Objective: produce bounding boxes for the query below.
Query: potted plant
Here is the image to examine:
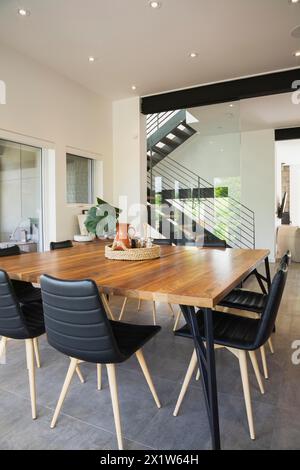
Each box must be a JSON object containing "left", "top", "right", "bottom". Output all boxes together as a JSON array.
[{"left": 84, "top": 198, "right": 121, "bottom": 238}]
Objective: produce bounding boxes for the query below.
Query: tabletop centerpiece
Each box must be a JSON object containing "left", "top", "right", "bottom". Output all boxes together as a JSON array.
[{"left": 105, "top": 223, "right": 161, "bottom": 261}]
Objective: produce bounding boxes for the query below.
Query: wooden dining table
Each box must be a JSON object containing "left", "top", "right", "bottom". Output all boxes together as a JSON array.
[{"left": 0, "top": 240, "right": 270, "bottom": 450}]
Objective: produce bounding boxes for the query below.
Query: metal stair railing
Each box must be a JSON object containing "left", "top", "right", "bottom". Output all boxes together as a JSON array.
[
  {"left": 147, "top": 154, "right": 255, "bottom": 249},
  {"left": 149, "top": 161, "right": 254, "bottom": 238},
  {"left": 146, "top": 110, "right": 181, "bottom": 138}
]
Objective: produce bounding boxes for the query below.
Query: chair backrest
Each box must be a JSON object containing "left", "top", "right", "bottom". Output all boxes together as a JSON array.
[
  {"left": 254, "top": 262, "right": 288, "bottom": 349},
  {"left": 153, "top": 239, "right": 172, "bottom": 246},
  {"left": 40, "top": 274, "right": 123, "bottom": 363},
  {"left": 0, "top": 270, "right": 29, "bottom": 339},
  {"left": 203, "top": 238, "right": 227, "bottom": 249},
  {"left": 280, "top": 250, "right": 291, "bottom": 268},
  {"left": 50, "top": 240, "right": 73, "bottom": 251},
  {"left": 0, "top": 245, "right": 21, "bottom": 257}
]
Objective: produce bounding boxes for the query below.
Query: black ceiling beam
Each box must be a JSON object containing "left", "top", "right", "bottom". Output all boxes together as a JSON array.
[
  {"left": 275, "top": 127, "right": 300, "bottom": 141},
  {"left": 141, "top": 68, "right": 300, "bottom": 115}
]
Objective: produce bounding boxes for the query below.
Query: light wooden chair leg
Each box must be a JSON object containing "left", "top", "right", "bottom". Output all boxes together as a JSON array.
[
  {"left": 101, "top": 294, "right": 115, "bottom": 320},
  {"left": 168, "top": 303, "right": 175, "bottom": 317},
  {"left": 238, "top": 350, "right": 255, "bottom": 440},
  {"left": 75, "top": 365, "right": 85, "bottom": 384},
  {"left": 0, "top": 336, "right": 7, "bottom": 362},
  {"left": 33, "top": 337, "right": 41, "bottom": 368},
  {"left": 51, "top": 357, "right": 78, "bottom": 428},
  {"left": 137, "top": 299, "right": 142, "bottom": 311},
  {"left": 106, "top": 363, "right": 123, "bottom": 450},
  {"left": 260, "top": 345, "right": 269, "bottom": 379},
  {"left": 268, "top": 337, "right": 275, "bottom": 354},
  {"left": 136, "top": 349, "right": 161, "bottom": 408},
  {"left": 118, "top": 298, "right": 128, "bottom": 321},
  {"left": 152, "top": 301, "right": 157, "bottom": 325},
  {"left": 97, "top": 364, "right": 102, "bottom": 390},
  {"left": 195, "top": 368, "right": 200, "bottom": 381},
  {"left": 173, "top": 349, "right": 197, "bottom": 417},
  {"left": 25, "top": 339, "right": 37, "bottom": 420},
  {"left": 248, "top": 351, "right": 265, "bottom": 395},
  {"left": 173, "top": 309, "right": 182, "bottom": 332}
]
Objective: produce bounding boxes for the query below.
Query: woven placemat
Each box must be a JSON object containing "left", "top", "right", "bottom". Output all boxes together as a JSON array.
[{"left": 105, "top": 244, "right": 160, "bottom": 261}]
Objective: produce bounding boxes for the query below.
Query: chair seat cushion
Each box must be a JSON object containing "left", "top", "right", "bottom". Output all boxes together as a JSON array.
[
  {"left": 11, "top": 280, "right": 42, "bottom": 304},
  {"left": 21, "top": 301, "right": 45, "bottom": 338},
  {"left": 110, "top": 321, "right": 161, "bottom": 361},
  {"left": 175, "top": 309, "right": 259, "bottom": 350},
  {"left": 219, "top": 288, "right": 267, "bottom": 313}
]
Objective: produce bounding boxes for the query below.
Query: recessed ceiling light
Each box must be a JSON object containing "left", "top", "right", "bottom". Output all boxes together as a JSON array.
[
  {"left": 291, "top": 25, "right": 300, "bottom": 38},
  {"left": 189, "top": 52, "right": 198, "bottom": 58},
  {"left": 88, "top": 56, "right": 95, "bottom": 62},
  {"left": 294, "top": 51, "right": 300, "bottom": 57},
  {"left": 131, "top": 85, "right": 137, "bottom": 91},
  {"left": 291, "top": 0, "right": 299, "bottom": 4},
  {"left": 149, "top": 1, "right": 161, "bottom": 8},
  {"left": 18, "top": 8, "right": 30, "bottom": 16},
  {"left": 229, "top": 104, "right": 234, "bottom": 108}
]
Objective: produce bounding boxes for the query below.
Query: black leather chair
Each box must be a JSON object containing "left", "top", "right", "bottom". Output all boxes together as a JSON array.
[
  {"left": 50, "top": 238, "right": 113, "bottom": 384},
  {"left": 0, "top": 246, "right": 41, "bottom": 304},
  {"left": 219, "top": 252, "right": 291, "bottom": 313},
  {"left": 218, "top": 251, "right": 291, "bottom": 378},
  {"left": 40, "top": 274, "right": 161, "bottom": 450},
  {"left": 0, "top": 270, "right": 45, "bottom": 419},
  {"left": 51, "top": 239, "right": 115, "bottom": 321},
  {"left": 50, "top": 240, "right": 73, "bottom": 250},
  {"left": 173, "top": 261, "right": 288, "bottom": 440},
  {"left": 153, "top": 238, "right": 173, "bottom": 245},
  {"left": 203, "top": 237, "right": 227, "bottom": 249}
]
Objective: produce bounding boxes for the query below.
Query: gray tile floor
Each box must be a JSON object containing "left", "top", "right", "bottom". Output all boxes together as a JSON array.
[{"left": 0, "top": 262, "right": 300, "bottom": 450}]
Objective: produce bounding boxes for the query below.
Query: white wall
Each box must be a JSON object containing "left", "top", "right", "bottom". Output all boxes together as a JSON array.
[
  {"left": 0, "top": 43, "right": 113, "bottom": 244},
  {"left": 171, "top": 132, "right": 241, "bottom": 186},
  {"left": 241, "top": 130, "right": 276, "bottom": 260},
  {"left": 113, "top": 97, "right": 147, "bottom": 230},
  {"left": 290, "top": 165, "right": 300, "bottom": 227},
  {"left": 276, "top": 140, "right": 300, "bottom": 227}
]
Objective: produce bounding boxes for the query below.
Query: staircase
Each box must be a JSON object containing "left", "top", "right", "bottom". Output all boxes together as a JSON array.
[
  {"left": 147, "top": 110, "right": 196, "bottom": 170},
  {"left": 146, "top": 112, "right": 255, "bottom": 249}
]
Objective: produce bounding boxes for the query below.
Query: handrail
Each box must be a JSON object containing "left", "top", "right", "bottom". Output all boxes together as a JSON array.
[
  {"left": 155, "top": 199, "right": 253, "bottom": 249},
  {"left": 150, "top": 162, "right": 254, "bottom": 228},
  {"left": 146, "top": 110, "right": 181, "bottom": 138},
  {"left": 152, "top": 175, "right": 255, "bottom": 245},
  {"left": 148, "top": 173, "right": 255, "bottom": 247},
  {"left": 160, "top": 155, "right": 254, "bottom": 215}
]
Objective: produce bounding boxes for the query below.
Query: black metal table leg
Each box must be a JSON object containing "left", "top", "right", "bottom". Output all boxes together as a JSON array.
[
  {"left": 265, "top": 256, "right": 271, "bottom": 292},
  {"left": 180, "top": 305, "right": 221, "bottom": 450},
  {"left": 254, "top": 269, "right": 268, "bottom": 294}
]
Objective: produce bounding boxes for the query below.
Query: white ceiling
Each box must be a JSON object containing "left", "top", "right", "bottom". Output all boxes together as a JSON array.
[{"left": 0, "top": 0, "right": 300, "bottom": 100}]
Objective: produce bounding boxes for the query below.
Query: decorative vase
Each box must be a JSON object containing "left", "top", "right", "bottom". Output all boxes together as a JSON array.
[{"left": 112, "top": 223, "right": 135, "bottom": 251}]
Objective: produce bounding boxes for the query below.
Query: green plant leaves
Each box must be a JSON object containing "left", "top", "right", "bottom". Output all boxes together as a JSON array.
[{"left": 84, "top": 198, "right": 121, "bottom": 235}]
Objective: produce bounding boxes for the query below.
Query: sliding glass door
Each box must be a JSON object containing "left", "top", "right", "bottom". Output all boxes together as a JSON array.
[{"left": 0, "top": 139, "right": 43, "bottom": 251}]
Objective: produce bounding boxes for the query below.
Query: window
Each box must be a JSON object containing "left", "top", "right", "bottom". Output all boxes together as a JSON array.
[
  {"left": 66, "top": 154, "right": 94, "bottom": 204},
  {"left": 0, "top": 139, "right": 43, "bottom": 251}
]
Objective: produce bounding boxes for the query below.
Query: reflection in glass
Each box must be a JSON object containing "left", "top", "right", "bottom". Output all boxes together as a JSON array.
[{"left": 0, "top": 139, "right": 42, "bottom": 251}]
